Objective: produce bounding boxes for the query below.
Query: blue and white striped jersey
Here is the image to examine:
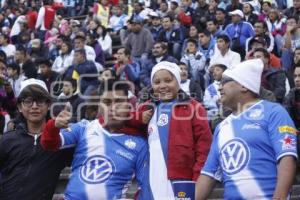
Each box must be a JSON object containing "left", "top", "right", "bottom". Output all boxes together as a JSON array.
[
  {"left": 202, "top": 100, "right": 298, "bottom": 199},
  {"left": 59, "top": 119, "right": 148, "bottom": 200}
]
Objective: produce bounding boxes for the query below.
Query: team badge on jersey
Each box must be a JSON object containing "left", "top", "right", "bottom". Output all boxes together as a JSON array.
[
  {"left": 280, "top": 135, "right": 296, "bottom": 150},
  {"left": 124, "top": 139, "right": 136, "bottom": 149},
  {"left": 220, "top": 138, "right": 250, "bottom": 175},
  {"left": 157, "top": 113, "right": 168, "bottom": 126},
  {"left": 80, "top": 155, "right": 115, "bottom": 184},
  {"left": 248, "top": 109, "right": 263, "bottom": 119}
]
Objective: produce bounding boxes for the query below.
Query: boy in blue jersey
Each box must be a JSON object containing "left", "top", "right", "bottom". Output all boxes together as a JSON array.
[
  {"left": 196, "top": 59, "right": 298, "bottom": 200},
  {"left": 41, "top": 79, "right": 148, "bottom": 200}
]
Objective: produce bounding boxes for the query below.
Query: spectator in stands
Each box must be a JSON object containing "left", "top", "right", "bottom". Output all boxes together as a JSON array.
[
  {"left": 258, "top": 0, "right": 272, "bottom": 22},
  {"left": 246, "top": 36, "right": 281, "bottom": 68},
  {"left": 181, "top": 38, "right": 207, "bottom": 90},
  {"left": 284, "top": 64, "right": 300, "bottom": 129},
  {"left": 140, "top": 41, "right": 178, "bottom": 87},
  {"left": 157, "top": 15, "right": 184, "bottom": 60},
  {"left": 245, "top": 21, "right": 275, "bottom": 53},
  {"left": 196, "top": 59, "right": 297, "bottom": 200},
  {"left": 198, "top": 29, "right": 215, "bottom": 61},
  {"left": 124, "top": 17, "right": 154, "bottom": 62},
  {"left": 0, "top": 34, "right": 15, "bottom": 58},
  {"left": 178, "top": 62, "right": 203, "bottom": 101},
  {"left": 253, "top": 48, "right": 286, "bottom": 102},
  {"left": 57, "top": 78, "right": 84, "bottom": 122},
  {"left": 265, "top": 9, "right": 286, "bottom": 55},
  {"left": 225, "top": 9, "right": 255, "bottom": 60},
  {"left": 206, "top": 19, "right": 223, "bottom": 39},
  {"left": 0, "top": 79, "right": 73, "bottom": 200},
  {"left": 147, "top": 11, "right": 163, "bottom": 42},
  {"left": 36, "top": 58, "right": 59, "bottom": 92},
  {"left": 137, "top": 61, "right": 211, "bottom": 199},
  {"left": 72, "top": 35, "right": 96, "bottom": 62},
  {"left": 193, "top": 0, "right": 209, "bottom": 30},
  {"left": 210, "top": 34, "right": 241, "bottom": 69},
  {"left": 203, "top": 63, "right": 227, "bottom": 120},
  {"left": 35, "top": 0, "right": 57, "bottom": 40},
  {"left": 284, "top": 0, "right": 300, "bottom": 20},
  {"left": 215, "top": 8, "right": 230, "bottom": 30},
  {"left": 7, "top": 62, "right": 24, "bottom": 97},
  {"left": 97, "top": 24, "right": 112, "bottom": 58},
  {"left": 14, "top": 46, "right": 37, "bottom": 79},
  {"left": 225, "top": 0, "right": 243, "bottom": 12},
  {"left": 86, "top": 33, "right": 105, "bottom": 66},
  {"left": 114, "top": 47, "right": 141, "bottom": 90},
  {"left": 86, "top": 19, "right": 100, "bottom": 36},
  {"left": 109, "top": 4, "right": 128, "bottom": 34},
  {"left": 52, "top": 40, "right": 73, "bottom": 76},
  {"left": 98, "top": 68, "right": 117, "bottom": 82},
  {"left": 182, "top": 24, "right": 201, "bottom": 55},
  {"left": 41, "top": 79, "right": 148, "bottom": 199},
  {"left": 93, "top": 0, "right": 110, "bottom": 28},
  {"left": 29, "top": 38, "right": 49, "bottom": 62},
  {"left": 283, "top": 16, "right": 300, "bottom": 52},
  {"left": 242, "top": 3, "right": 258, "bottom": 26},
  {"left": 177, "top": 0, "right": 194, "bottom": 27},
  {"left": 157, "top": 1, "right": 169, "bottom": 18}
]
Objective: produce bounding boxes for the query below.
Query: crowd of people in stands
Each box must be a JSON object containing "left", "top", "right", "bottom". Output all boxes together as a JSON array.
[{"left": 0, "top": 0, "right": 300, "bottom": 199}]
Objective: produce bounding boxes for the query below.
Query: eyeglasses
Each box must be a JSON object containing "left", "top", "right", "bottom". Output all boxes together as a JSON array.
[
  {"left": 22, "top": 98, "right": 49, "bottom": 107},
  {"left": 220, "top": 77, "right": 235, "bottom": 85}
]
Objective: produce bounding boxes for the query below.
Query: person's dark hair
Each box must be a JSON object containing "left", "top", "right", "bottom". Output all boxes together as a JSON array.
[
  {"left": 287, "top": 16, "right": 298, "bottom": 22},
  {"left": 17, "top": 85, "right": 52, "bottom": 104},
  {"left": 98, "top": 24, "right": 108, "bottom": 38},
  {"left": 99, "top": 79, "right": 129, "bottom": 97},
  {"left": 119, "top": 47, "right": 131, "bottom": 57},
  {"left": 186, "top": 38, "right": 198, "bottom": 47},
  {"left": 198, "top": 29, "right": 211, "bottom": 37},
  {"left": 63, "top": 78, "right": 77, "bottom": 91},
  {"left": 178, "top": 62, "right": 188, "bottom": 67},
  {"left": 35, "top": 58, "right": 51, "bottom": 67},
  {"left": 62, "top": 41, "right": 72, "bottom": 54},
  {"left": 74, "top": 48, "right": 86, "bottom": 58},
  {"left": 154, "top": 41, "right": 168, "bottom": 51},
  {"left": 254, "top": 21, "right": 268, "bottom": 30},
  {"left": 7, "top": 63, "right": 20, "bottom": 74},
  {"left": 213, "top": 64, "right": 227, "bottom": 71},
  {"left": 216, "top": 8, "right": 226, "bottom": 14},
  {"left": 16, "top": 45, "right": 27, "bottom": 55},
  {"left": 254, "top": 47, "right": 270, "bottom": 60},
  {"left": 206, "top": 18, "right": 218, "bottom": 25},
  {"left": 163, "top": 15, "right": 174, "bottom": 22},
  {"left": 100, "top": 68, "right": 117, "bottom": 79},
  {"left": 74, "top": 35, "right": 86, "bottom": 42},
  {"left": 0, "top": 34, "right": 10, "bottom": 43},
  {"left": 0, "top": 50, "right": 7, "bottom": 62},
  {"left": 244, "top": 3, "right": 254, "bottom": 12},
  {"left": 217, "top": 34, "right": 230, "bottom": 43}
]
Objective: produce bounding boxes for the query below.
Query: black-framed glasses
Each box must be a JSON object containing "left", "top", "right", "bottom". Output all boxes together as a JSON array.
[
  {"left": 22, "top": 98, "right": 49, "bottom": 107},
  {"left": 220, "top": 77, "right": 235, "bottom": 86}
]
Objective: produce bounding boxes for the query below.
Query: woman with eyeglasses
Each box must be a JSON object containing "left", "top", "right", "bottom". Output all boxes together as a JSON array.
[{"left": 0, "top": 78, "right": 73, "bottom": 200}]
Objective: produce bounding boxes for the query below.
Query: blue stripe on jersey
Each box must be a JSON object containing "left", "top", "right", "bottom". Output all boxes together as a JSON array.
[
  {"left": 156, "top": 101, "right": 176, "bottom": 162},
  {"left": 202, "top": 100, "right": 297, "bottom": 199},
  {"left": 60, "top": 120, "right": 148, "bottom": 200}
]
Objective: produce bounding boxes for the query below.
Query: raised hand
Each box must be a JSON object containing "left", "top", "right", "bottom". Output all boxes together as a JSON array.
[{"left": 55, "top": 102, "right": 72, "bottom": 129}]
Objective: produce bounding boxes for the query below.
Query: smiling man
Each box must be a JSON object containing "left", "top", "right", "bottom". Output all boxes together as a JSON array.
[
  {"left": 196, "top": 59, "right": 297, "bottom": 200},
  {"left": 41, "top": 79, "right": 148, "bottom": 200}
]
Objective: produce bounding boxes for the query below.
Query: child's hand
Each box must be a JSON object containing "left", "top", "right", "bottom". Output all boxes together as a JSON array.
[{"left": 142, "top": 109, "right": 154, "bottom": 124}]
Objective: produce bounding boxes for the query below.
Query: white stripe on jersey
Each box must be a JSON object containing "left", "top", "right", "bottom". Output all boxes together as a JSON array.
[
  {"left": 218, "top": 112, "right": 265, "bottom": 199},
  {"left": 84, "top": 120, "right": 107, "bottom": 200}
]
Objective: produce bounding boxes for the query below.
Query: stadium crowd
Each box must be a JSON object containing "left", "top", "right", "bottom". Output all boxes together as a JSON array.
[{"left": 0, "top": 0, "right": 300, "bottom": 199}]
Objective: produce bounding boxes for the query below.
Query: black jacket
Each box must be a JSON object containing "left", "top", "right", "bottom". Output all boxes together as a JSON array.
[
  {"left": 283, "top": 88, "right": 300, "bottom": 129},
  {"left": 0, "top": 122, "right": 73, "bottom": 200}
]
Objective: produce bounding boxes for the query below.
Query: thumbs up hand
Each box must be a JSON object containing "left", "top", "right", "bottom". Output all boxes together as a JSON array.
[{"left": 55, "top": 102, "right": 72, "bottom": 129}]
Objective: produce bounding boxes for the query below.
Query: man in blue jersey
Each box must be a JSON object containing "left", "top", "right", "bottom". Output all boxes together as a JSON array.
[
  {"left": 41, "top": 79, "right": 148, "bottom": 200},
  {"left": 196, "top": 59, "right": 298, "bottom": 200}
]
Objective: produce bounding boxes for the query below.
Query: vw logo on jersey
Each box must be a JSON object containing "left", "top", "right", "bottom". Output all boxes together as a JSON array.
[
  {"left": 220, "top": 138, "right": 250, "bottom": 175},
  {"left": 80, "top": 155, "right": 115, "bottom": 184}
]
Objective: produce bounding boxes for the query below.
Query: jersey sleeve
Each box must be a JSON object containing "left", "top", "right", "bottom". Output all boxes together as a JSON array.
[
  {"left": 135, "top": 140, "right": 148, "bottom": 188},
  {"left": 200, "top": 127, "right": 222, "bottom": 182},
  {"left": 267, "top": 104, "right": 298, "bottom": 161},
  {"left": 60, "top": 121, "right": 87, "bottom": 149}
]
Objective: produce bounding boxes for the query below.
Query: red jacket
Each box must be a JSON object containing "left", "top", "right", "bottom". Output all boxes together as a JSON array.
[{"left": 129, "top": 91, "right": 212, "bottom": 181}]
